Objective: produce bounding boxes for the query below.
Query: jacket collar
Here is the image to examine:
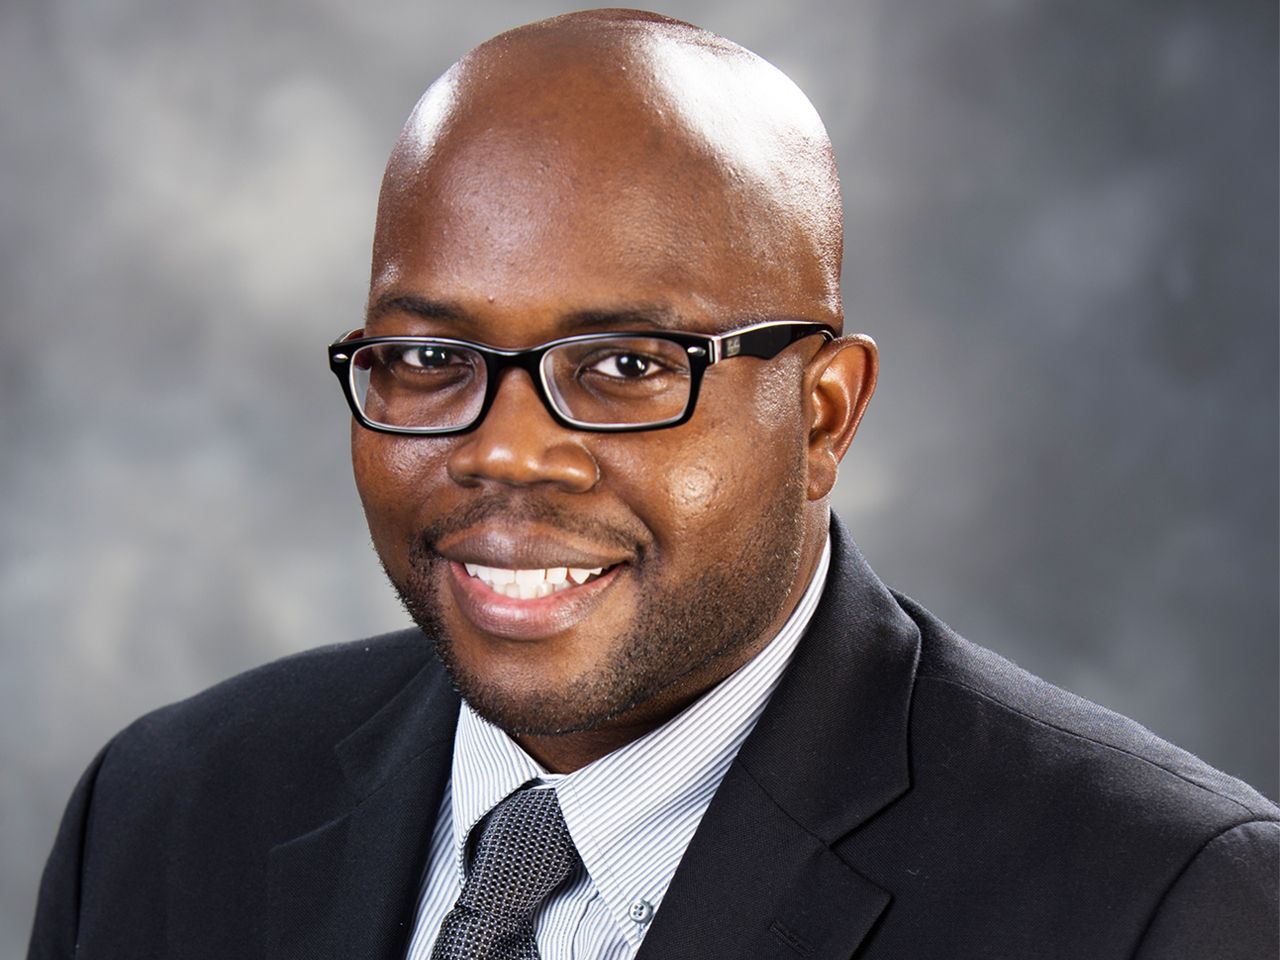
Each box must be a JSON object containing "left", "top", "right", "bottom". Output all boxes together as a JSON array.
[
  {"left": 333, "top": 654, "right": 460, "bottom": 801},
  {"left": 635, "top": 515, "right": 921, "bottom": 959},
  {"left": 266, "top": 652, "right": 460, "bottom": 960},
  {"left": 738, "top": 514, "right": 920, "bottom": 842}
]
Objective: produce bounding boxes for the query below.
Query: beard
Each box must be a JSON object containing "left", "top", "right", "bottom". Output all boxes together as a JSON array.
[{"left": 382, "top": 466, "right": 809, "bottom": 737}]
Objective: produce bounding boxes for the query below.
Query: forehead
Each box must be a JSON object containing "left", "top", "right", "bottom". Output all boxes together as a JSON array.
[{"left": 369, "top": 41, "right": 838, "bottom": 339}]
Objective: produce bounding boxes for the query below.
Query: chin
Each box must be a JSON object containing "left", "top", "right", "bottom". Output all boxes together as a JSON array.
[{"left": 436, "top": 639, "right": 654, "bottom": 736}]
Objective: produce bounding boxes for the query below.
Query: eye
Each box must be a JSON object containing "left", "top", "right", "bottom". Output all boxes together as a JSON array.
[
  {"left": 588, "top": 352, "right": 657, "bottom": 379},
  {"left": 400, "top": 344, "right": 458, "bottom": 368}
]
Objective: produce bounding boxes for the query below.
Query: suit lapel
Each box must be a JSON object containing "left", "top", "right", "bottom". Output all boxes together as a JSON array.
[
  {"left": 637, "top": 517, "right": 921, "bottom": 960},
  {"left": 633, "top": 763, "right": 891, "bottom": 960},
  {"left": 267, "top": 658, "right": 460, "bottom": 960}
]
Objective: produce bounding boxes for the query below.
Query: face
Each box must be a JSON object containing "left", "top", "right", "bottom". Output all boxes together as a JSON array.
[{"left": 353, "top": 63, "right": 839, "bottom": 747}]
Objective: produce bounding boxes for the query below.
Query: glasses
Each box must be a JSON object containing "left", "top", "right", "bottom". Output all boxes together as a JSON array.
[{"left": 328, "top": 319, "right": 834, "bottom": 435}]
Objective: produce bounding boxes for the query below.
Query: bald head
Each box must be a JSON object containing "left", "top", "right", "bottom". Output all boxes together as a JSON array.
[{"left": 372, "top": 9, "right": 844, "bottom": 329}]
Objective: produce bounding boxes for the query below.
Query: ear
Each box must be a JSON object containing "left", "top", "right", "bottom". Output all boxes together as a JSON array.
[{"left": 802, "top": 334, "right": 879, "bottom": 500}]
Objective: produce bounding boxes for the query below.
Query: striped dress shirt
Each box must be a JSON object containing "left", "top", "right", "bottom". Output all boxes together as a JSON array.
[{"left": 405, "top": 535, "right": 831, "bottom": 959}]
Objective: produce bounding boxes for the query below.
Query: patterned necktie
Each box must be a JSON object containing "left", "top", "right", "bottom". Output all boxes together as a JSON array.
[{"left": 431, "top": 785, "right": 580, "bottom": 960}]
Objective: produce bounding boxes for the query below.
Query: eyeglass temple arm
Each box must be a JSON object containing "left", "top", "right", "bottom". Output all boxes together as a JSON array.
[{"left": 713, "top": 323, "right": 834, "bottom": 361}]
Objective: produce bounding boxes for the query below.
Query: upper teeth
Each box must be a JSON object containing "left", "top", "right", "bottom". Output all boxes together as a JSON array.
[{"left": 463, "top": 563, "right": 606, "bottom": 599}]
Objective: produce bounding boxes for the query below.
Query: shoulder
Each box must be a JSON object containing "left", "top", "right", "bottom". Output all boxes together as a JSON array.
[
  {"left": 31, "top": 631, "right": 451, "bottom": 953},
  {"left": 896, "top": 590, "right": 1277, "bottom": 825},
  {"left": 107, "top": 628, "right": 436, "bottom": 768},
  {"left": 88, "top": 629, "right": 441, "bottom": 833},
  {"left": 839, "top": 591, "right": 1278, "bottom": 955}
]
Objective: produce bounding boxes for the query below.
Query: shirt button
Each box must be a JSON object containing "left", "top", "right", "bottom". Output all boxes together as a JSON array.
[{"left": 628, "top": 899, "right": 654, "bottom": 924}]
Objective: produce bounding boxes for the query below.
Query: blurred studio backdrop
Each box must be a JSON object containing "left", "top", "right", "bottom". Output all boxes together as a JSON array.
[{"left": 2, "top": 0, "right": 1276, "bottom": 949}]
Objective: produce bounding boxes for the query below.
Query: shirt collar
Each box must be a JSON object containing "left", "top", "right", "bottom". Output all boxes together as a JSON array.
[{"left": 449, "top": 533, "right": 831, "bottom": 943}]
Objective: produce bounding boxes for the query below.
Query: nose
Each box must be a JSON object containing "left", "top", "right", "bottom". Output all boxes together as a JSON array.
[{"left": 446, "top": 368, "right": 600, "bottom": 492}]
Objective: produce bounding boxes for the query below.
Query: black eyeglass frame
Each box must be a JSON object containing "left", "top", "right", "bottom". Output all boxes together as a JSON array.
[{"left": 327, "top": 319, "right": 836, "bottom": 435}]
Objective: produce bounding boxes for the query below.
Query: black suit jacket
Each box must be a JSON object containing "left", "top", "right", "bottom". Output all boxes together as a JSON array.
[{"left": 30, "top": 517, "right": 1279, "bottom": 958}]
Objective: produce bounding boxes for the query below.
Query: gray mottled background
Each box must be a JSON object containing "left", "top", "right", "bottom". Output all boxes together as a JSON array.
[{"left": 2, "top": 0, "right": 1276, "bottom": 950}]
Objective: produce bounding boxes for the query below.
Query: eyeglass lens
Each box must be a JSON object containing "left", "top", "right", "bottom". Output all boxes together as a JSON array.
[{"left": 349, "top": 336, "right": 694, "bottom": 430}]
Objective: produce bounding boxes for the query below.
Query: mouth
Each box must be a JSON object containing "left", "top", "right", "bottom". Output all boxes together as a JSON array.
[
  {"left": 460, "top": 562, "right": 612, "bottom": 599},
  {"left": 432, "top": 522, "right": 637, "bottom": 641},
  {"left": 445, "top": 559, "right": 625, "bottom": 641}
]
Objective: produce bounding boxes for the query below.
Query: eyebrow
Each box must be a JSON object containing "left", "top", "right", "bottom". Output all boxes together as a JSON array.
[
  {"left": 366, "top": 295, "right": 468, "bottom": 327},
  {"left": 559, "top": 306, "right": 682, "bottom": 333},
  {"left": 365, "top": 294, "right": 687, "bottom": 336}
]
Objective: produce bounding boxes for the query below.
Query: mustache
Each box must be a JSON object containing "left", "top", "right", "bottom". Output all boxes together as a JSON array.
[{"left": 412, "top": 494, "right": 648, "bottom": 560}]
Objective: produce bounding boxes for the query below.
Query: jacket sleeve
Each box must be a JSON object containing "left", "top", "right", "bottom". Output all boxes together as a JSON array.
[
  {"left": 26, "top": 741, "right": 114, "bottom": 960},
  {"left": 1133, "top": 819, "right": 1280, "bottom": 960}
]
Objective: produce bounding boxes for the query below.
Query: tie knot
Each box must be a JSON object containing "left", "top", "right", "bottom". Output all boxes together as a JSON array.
[{"left": 461, "top": 785, "right": 579, "bottom": 919}]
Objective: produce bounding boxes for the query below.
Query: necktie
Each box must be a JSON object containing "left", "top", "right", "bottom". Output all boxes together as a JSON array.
[{"left": 431, "top": 785, "right": 580, "bottom": 960}]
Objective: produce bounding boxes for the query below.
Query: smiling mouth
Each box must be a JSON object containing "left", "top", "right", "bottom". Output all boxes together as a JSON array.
[{"left": 462, "top": 563, "right": 613, "bottom": 599}]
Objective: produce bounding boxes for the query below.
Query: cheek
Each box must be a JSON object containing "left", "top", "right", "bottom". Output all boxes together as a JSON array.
[
  {"left": 352, "top": 431, "right": 450, "bottom": 537},
  {"left": 660, "top": 462, "right": 729, "bottom": 541},
  {"left": 671, "top": 463, "right": 719, "bottom": 511},
  {"left": 614, "top": 371, "right": 805, "bottom": 544}
]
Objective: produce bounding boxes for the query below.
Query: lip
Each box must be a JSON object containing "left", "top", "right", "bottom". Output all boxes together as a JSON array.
[
  {"left": 447, "top": 560, "right": 624, "bottom": 641},
  {"left": 436, "top": 524, "right": 632, "bottom": 572}
]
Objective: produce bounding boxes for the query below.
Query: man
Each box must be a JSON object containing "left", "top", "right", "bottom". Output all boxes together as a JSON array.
[{"left": 29, "top": 9, "right": 1278, "bottom": 959}]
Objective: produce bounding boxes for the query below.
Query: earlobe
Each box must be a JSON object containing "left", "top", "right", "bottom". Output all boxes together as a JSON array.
[{"left": 803, "top": 334, "right": 879, "bottom": 500}]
